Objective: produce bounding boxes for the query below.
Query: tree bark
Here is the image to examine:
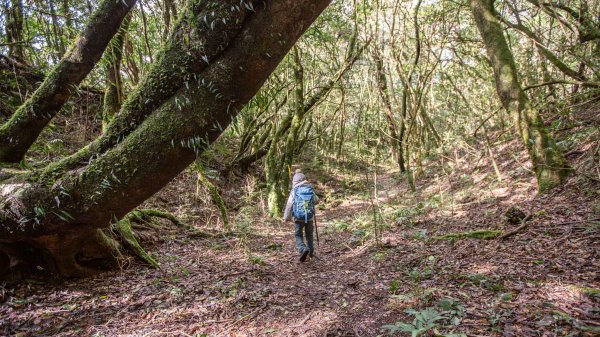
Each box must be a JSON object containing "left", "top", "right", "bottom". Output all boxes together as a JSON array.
[
  {"left": 373, "top": 47, "right": 405, "bottom": 173},
  {"left": 124, "top": 36, "right": 140, "bottom": 84},
  {"left": 4, "top": 0, "right": 25, "bottom": 62},
  {"left": 61, "top": 0, "right": 74, "bottom": 40},
  {"left": 0, "top": 0, "right": 331, "bottom": 278},
  {"left": 44, "top": 0, "right": 262, "bottom": 178},
  {"left": 162, "top": 0, "right": 177, "bottom": 41},
  {"left": 48, "top": 1, "right": 66, "bottom": 57},
  {"left": 0, "top": 0, "right": 137, "bottom": 163},
  {"left": 102, "top": 15, "right": 131, "bottom": 131},
  {"left": 266, "top": 47, "right": 305, "bottom": 217},
  {"left": 469, "top": 0, "right": 569, "bottom": 191}
]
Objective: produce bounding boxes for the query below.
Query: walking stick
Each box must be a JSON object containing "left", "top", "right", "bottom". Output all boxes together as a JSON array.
[{"left": 314, "top": 211, "right": 320, "bottom": 247}]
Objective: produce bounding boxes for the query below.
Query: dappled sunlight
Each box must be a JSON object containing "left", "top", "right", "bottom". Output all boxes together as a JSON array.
[
  {"left": 467, "top": 262, "right": 499, "bottom": 275},
  {"left": 1, "top": 0, "right": 598, "bottom": 335},
  {"left": 540, "top": 282, "right": 588, "bottom": 311},
  {"left": 490, "top": 186, "right": 509, "bottom": 198},
  {"left": 238, "top": 309, "right": 342, "bottom": 336}
]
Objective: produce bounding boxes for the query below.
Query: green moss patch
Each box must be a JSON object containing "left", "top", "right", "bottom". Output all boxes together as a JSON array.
[{"left": 432, "top": 229, "right": 503, "bottom": 241}]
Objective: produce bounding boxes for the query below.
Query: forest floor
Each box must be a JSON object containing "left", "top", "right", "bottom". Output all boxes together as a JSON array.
[{"left": 2, "top": 111, "right": 600, "bottom": 336}]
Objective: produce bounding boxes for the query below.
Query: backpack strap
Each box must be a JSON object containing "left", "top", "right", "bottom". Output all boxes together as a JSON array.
[{"left": 292, "top": 186, "right": 298, "bottom": 220}]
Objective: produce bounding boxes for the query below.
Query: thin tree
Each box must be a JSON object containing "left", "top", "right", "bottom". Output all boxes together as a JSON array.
[{"left": 469, "top": 0, "right": 569, "bottom": 191}]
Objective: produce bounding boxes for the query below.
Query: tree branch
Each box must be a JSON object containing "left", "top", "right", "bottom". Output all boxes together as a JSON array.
[{"left": 0, "top": 0, "right": 138, "bottom": 163}]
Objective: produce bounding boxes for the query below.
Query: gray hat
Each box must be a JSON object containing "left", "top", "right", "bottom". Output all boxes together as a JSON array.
[{"left": 292, "top": 170, "right": 307, "bottom": 186}]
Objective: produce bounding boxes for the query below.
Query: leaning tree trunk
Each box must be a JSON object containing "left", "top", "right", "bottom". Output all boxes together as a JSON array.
[
  {"left": 0, "top": 0, "right": 137, "bottom": 163},
  {"left": 43, "top": 0, "right": 263, "bottom": 178},
  {"left": 469, "top": 0, "right": 569, "bottom": 191},
  {"left": 0, "top": 0, "right": 331, "bottom": 278}
]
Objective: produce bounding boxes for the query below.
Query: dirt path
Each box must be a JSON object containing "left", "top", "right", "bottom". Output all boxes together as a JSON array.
[
  {"left": 0, "top": 171, "right": 402, "bottom": 336},
  {"left": 1, "top": 167, "right": 598, "bottom": 336}
]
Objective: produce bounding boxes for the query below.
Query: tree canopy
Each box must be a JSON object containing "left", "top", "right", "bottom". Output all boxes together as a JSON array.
[{"left": 0, "top": 0, "right": 598, "bottom": 331}]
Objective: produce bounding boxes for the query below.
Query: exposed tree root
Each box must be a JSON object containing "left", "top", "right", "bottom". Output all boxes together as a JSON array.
[
  {"left": 1, "top": 209, "right": 210, "bottom": 279},
  {"left": 127, "top": 209, "right": 185, "bottom": 228},
  {"left": 129, "top": 208, "right": 214, "bottom": 238},
  {"left": 113, "top": 218, "right": 159, "bottom": 268},
  {"left": 112, "top": 208, "right": 213, "bottom": 267},
  {"left": 195, "top": 167, "right": 230, "bottom": 231},
  {"left": 1, "top": 229, "right": 122, "bottom": 280},
  {"left": 0, "top": 165, "right": 29, "bottom": 182},
  {"left": 39, "top": 229, "right": 123, "bottom": 277}
]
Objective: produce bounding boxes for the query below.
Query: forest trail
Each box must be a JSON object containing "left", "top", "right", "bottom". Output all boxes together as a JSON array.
[
  {"left": 2, "top": 155, "right": 599, "bottom": 337},
  {"left": 2, "top": 168, "right": 409, "bottom": 337},
  {"left": 2, "top": 0, "right": 599, "bottom": 335}
]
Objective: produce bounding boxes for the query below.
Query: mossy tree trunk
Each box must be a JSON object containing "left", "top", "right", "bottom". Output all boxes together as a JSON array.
[
  {"left": 162, "top": 0, "right": 177, "bottom": 40},
  {"left": 0, "top": 0, "right": 137, "bottom": 163},
  {"left": 47, "top": 1, "right": 66, "bottom": 57},
  {"left": 400, "top": 83, "right": 414, "bottom": 191},
  {"left": 60, "top": 0, "right": 74, "bottom": 41},
  {"left": 4, "top": 0, "right": 26, "bottom": 62},
  {"left": 373, "top": 47, "right": 405, "bottom": 173},
  {"left": 44, "top": 0, "right": 262, "bottom": 178},
  {"left": 265, "top": 143, "right": 288, "bottom": 218},
  {"left": 265, "top": 47, "right": 306, "bottom": 217},
  {"left": 469, "top": 0, "right": 569, "bottom": 191},
  {"left": 102, "top": 15, "right": 131, "bottom": 131},
  {"left": 0, "top": 0, "right": 331, "bottom": 278},
  {"left": 265, "top": 36, "right": 365, "bottom": 217},
  {"left": 263, "top": 36, "right": 365, "bottom": 217}
]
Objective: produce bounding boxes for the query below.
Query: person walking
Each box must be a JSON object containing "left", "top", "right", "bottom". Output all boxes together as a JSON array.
[{"left": 283, "top": 169, "right": 319, "bottom": 262}]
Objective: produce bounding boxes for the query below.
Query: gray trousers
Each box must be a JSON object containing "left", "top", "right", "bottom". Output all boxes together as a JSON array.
[{"left": 294, "top": 220, "right": 314, "bottom": 254}]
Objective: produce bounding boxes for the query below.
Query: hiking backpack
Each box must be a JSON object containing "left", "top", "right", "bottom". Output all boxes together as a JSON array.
[{"left": 292, "top": 184, "right": 315, "bottom": 222}]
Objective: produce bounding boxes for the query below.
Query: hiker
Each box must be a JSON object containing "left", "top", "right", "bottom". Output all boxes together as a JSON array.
[{"left": 283, "top": 169, "right": 319, "bottom": 262}]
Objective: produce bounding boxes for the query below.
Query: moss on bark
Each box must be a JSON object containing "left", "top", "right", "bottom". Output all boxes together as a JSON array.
[
  {"left": 43, "top": 0, "right": 259, "bottom": 178},
  {"left": 0, "top": 0, "right": 332, "bottom": 278},
  {"left": 0, "top": 0, "right": 137, "bottom": 163},
  {"left": 195, "top": 166, "right": 229, "bottom": 231},
  {"left": 469, "top": 0, "right": 569, "bottom": 191},
  {"left": 102, "top": 14, "right": 131, "bottom": 131},
  {"left": 114, "top": 217, "right": 159, "bottom": 268}
]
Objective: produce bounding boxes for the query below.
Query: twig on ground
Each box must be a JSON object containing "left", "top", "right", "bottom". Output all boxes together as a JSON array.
[
  {"left": 224, "top": 304, "right": 267, "bottom": 330},
  {"left": 292, "top": 313, "right": 312, "bottom": 328},
  {"left": 221, "top": 268, "right": 256, "bottom": 278},
  {"left": 499, "top": 214, "right": 533, "bottom": 239}
]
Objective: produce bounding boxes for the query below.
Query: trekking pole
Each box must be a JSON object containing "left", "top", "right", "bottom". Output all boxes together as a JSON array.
[{"left": 314, "top": 211, "right": 320, "bottom": 247}]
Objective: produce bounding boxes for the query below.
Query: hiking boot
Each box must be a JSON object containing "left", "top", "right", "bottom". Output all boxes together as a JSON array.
[
  {"left": 309, "top": 251, "right": 315, "bottom": 258},
  {"left": 299, "top": 249, "right": 309, "bottom": 262}
]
